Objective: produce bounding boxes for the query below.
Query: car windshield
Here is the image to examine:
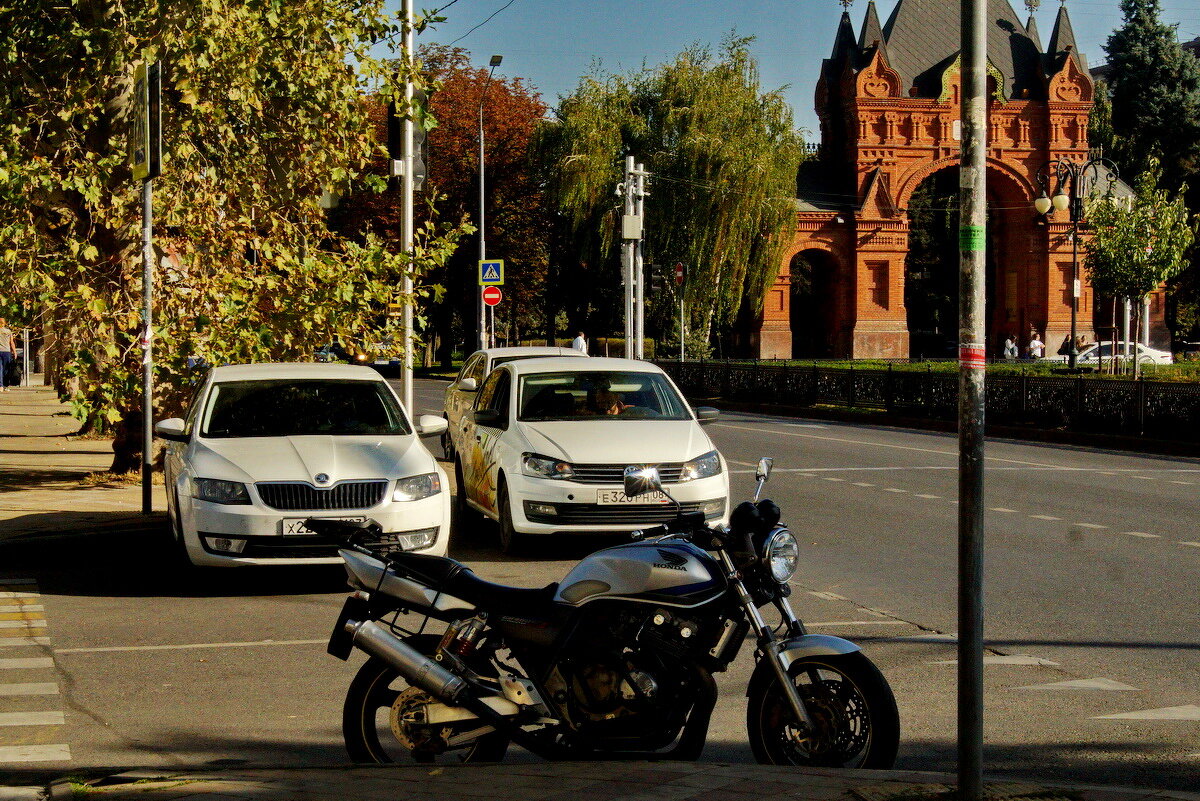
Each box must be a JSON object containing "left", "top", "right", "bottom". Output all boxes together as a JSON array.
[
  {"left": 201, "top": 379, "right": 411, "bottom": 438},
  {"left": 518, "top": 371, "right": 691, "bottom": 421}
]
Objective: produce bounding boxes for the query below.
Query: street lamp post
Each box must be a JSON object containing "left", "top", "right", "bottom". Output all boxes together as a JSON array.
[
  {"left": 1033, "top": 156, "right": 1118, "bottom": 369},
  {"left": 478, "top": 54, "right": 502, "bottom": 350}
]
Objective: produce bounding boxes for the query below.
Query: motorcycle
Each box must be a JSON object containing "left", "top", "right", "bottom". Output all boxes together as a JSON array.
[{"left": 316, "top": 457, "right": 900, "bottom": 767}]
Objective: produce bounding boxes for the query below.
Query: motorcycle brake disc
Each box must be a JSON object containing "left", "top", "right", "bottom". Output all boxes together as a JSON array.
[{"left": 389, "top": 686, "right": 443, "bottom": 754}]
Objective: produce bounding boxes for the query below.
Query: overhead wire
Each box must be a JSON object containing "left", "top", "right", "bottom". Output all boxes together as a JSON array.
[{"left": 449, "top": 0, "right": 520, "bottom": 46}]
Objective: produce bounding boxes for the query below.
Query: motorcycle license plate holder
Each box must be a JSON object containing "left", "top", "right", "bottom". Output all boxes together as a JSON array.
[{"left": 327, "top": 595, "right": 371, "bottom": 660}]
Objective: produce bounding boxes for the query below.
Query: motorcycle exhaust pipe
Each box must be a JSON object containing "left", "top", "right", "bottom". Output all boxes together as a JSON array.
[{"left": 346, "top": 619, "right": 467, "bottom": 703}]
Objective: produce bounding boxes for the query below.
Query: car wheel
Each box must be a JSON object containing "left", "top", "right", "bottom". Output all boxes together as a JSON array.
[{"left": 498, "top": 486, "right": 522, "bottom": 556}]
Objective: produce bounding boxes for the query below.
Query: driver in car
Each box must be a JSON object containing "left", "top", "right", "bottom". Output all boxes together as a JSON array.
[{"left": 586, "top": 378, "right": 627, "bottom": 415}]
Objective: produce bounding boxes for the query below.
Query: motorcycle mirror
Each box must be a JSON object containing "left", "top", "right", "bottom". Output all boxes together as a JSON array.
[
  {"left": 755, "top": 457, "right": 774, "bottom": 483},
  {"left": 623, "top": 465, "right": 663, "bottom": 499}
]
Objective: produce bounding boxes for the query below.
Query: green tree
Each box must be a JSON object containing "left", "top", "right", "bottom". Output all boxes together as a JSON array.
[
  {"left": 1103, "top": 0, "right": 1200, "bottom": 183},
  {"left": 535, "top": 36, "right": 805, "bottom": 351},
  {"left": 1085, "top": 164, "right": 1197, "bottom": 370},
  {"left": 0, "top": 1, "right": 464, "bottom": 447}
]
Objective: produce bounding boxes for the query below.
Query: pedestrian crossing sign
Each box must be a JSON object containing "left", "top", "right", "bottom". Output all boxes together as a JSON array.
[{"left": 479, "top": 259, "right": 504, "bottom": 286}]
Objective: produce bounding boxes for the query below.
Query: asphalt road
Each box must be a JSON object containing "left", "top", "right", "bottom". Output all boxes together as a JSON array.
[{"left": 1, "top": 377, "right": 1196, "bottom": 790}]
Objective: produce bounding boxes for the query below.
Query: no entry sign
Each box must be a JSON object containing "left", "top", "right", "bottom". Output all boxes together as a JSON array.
[{"left": 482, "top": 286, "right": 503, "bottom": 307}]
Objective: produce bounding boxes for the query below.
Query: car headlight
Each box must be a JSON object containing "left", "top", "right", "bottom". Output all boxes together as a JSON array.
[
  {"left": 764, "top": 527, "right": 799, "bottom": 583},
  {"left": 393, "top": 473, "right": 442, "bottom": 502},
  {"left": 679, "top": 450, "right": 722, "bottom": 482},
  {"left": 194, "top": 478, "right": 251, "bottom": 505},
  {"left": 522, "top": 453, "right": 575, "bottom": 480}
]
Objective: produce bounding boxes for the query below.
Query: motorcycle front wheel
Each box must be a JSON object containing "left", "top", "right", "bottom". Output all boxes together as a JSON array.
[
  {"left": 746, "top": 652, "right": 899, "bottom": 769},
  {"left": 342, "top": 636, "right": 509, "bottom": 764}
]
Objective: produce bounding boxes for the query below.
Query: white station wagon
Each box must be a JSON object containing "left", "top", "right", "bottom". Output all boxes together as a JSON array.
[
  {"left": 452, "top": 357, "right": 729, "bottom": 553},
  {"left": 155, "top": 363, "right": 450, "bottom": 567}
]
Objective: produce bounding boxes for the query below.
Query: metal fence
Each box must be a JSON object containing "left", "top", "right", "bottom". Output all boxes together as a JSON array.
[{"left": 656, "top": 360, "right": 1200, "bottom": 442}]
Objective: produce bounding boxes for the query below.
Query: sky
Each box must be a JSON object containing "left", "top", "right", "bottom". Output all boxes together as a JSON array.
[{"left": 412, "top": 0, "right": 1200, "bottom": 138}]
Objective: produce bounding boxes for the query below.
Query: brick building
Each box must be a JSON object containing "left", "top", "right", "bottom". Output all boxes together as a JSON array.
[{"left": 753, "top": 0, "right": 1164, "bottom": 359}]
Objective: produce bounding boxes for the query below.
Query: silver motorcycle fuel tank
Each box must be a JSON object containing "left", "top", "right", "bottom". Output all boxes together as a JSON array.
[{"left": 554, "top": 540, "right": 726, "bottom": 608}]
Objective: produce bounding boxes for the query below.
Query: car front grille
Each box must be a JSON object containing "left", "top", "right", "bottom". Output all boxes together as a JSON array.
[
  {"left": 568, "top": 463, "right": 687, "bottom": 485},
  {"left": 523, "top": 500, "right": 721, "bottom": 526},
  {"left": 255, "top": 480, "right": 388, "bottom": 511}
]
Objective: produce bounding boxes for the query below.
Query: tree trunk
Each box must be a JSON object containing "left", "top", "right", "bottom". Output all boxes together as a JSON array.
[{"left": 109, "top": 410, "right": 143, "bottom": 474}]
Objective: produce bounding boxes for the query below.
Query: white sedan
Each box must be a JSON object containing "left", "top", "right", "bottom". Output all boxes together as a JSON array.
[
  {"left": 453, "top": 357, "right": 729, "bottom": 553},
  {"left": 1044, "top": 341, "right": 1173, "bottom": 365},
  {"left": 155, "top": 363, "right": 450, "bottom": 567}
]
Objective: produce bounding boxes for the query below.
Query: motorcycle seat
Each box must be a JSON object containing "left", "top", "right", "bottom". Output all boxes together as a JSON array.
[{"left": 389, "top": 552, "right": 558, "bottom": 617}]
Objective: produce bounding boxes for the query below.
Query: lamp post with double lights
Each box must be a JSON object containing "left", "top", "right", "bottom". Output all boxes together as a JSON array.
[
  {"left": 1032, "top": 156, "right": 1118, "bottom": 369},
  {"left": 477, "top": 54, "right": 502, "bottom": 350}
]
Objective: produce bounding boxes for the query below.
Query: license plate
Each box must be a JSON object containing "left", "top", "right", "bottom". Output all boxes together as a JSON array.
[
  {"left": 596, "top": 489, "right": 670, "bottom": 505},
  {"left": 281, "top": 517, "right": 367, "bottom": 536},
  {"left": 327, "top": 595, "right": 371, "bottom": 660}
]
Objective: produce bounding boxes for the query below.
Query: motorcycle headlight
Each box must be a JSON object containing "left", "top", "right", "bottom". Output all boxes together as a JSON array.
[
  {"left": 393, "top": 473, "right": 441, "bottom": 502},
  {"left": 764, "top": 527, "right": 799, "bottom": 583},
  {"left": 194, "top": 478, "right": 251, "bottom": 505},
  {"left": 522, "top": 453, "right": 575, "bottom": 480},
  {"left": 679, "top": 450, "right": 722, "bottom": 482}
]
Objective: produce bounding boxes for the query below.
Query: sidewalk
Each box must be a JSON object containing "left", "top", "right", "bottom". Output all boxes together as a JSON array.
[
  {"left": 0, "top": 381, "right": 164, "bottom": 543},
  {"left": 19, "top": 761, "right": 1200, "bottom": 801},
  {"left": 3, "top": 383, "right": 1198, "bottom": 801}
]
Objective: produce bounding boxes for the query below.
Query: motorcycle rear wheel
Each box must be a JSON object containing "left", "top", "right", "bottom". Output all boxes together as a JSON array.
[
  {"left": 343, "top": 638, "right": 509, "bottom": 764},
  {"left": 746, "top": 652, "right": 899, "bottom": 769}
]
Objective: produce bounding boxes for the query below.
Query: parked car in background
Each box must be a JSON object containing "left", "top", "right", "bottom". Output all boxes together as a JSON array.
[
  {"left": 1044, "top": 341, "right": 1173, "bottom": 365},
  {"left": 442, "top": 346, "right": 586, "bottom": 458},
  {"left": 452, "top": 356, "right": 729, "bottom": 553},
  {"left": 155, "top": 363, "right": 450, "bottom": 567}
]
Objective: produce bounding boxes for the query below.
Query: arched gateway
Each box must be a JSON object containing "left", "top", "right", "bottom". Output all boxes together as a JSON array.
[{"left": 754, "top": 0, "right": 1166, "bottom": 359}]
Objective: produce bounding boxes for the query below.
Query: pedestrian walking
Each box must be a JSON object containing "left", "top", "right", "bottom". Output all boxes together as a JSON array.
[
  {"left": 571, "top": 331, "right": 588, "bottom": 354},
  {"left": 1027, "top": 332, "right": 1044, "bottom": 360},
  {"left": 1003, "top": 334, "right": 1018, "bottom": 360},
  {"left": 0, "top": 318, "right": 16, "bottom": 391}
]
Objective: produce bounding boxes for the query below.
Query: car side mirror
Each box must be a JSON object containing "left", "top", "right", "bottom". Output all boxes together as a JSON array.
[
  {"left": 458, "top": 377, "right": 478, "bottom": 392},
  {"left": 416, "top": 415, "right": 448, "bottom": 438},
  {"left": 694, "top": 406, "right": 720, "bottom": 425},
  {"left": 623, "top": 465, "right": 663, "bottom": 499},
  {"left": 473, "top": 409, "right": 502, "bottom": 427},
  {"left": 154, "top": 418, "right": 188, "bottom": 443}
]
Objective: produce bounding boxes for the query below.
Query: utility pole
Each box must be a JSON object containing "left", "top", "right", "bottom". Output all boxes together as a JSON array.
[
  {"left": 618, "top": 157, "right": 649, "bottom": 358},
  {"left": 399, "top": 0, "right": 415, "bottom": 415},
  {"left": 957, "top": 0, "right": 988, "bottom": 798}
]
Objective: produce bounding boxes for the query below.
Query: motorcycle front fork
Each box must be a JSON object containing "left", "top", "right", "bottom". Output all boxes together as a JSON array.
[{"left": 717, "top": 550, "right": 816, "bottom": 731}]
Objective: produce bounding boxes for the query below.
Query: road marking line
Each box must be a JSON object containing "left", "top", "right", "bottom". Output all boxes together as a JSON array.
[
  {"left": 0, "top": 637, "right": 50, "bottom": 647},
  {"left": 0, "top": 683, "right": 59, "bottom": 696},
  {"left": 54, "top": 638, "right": 329, "bottom": 655},
  {"left": 0, "top": 612, "right": 44, "bottom": 622},
  {"left": 0, "top": 621, "right": 47, "bottom": 630},
  {"left": 1074, "top": 523, "right": 1108, "bottom": 529},
  {"left": 1099, "top": 471, "right": 1120, "bottom": 476},
  {"left": 0, "top": 605, "right": 43, "bottom": 614},
  {"left": 0, "top": 744, "right": 71, "bottom": 762},
  {"left": 1180, "top": 541, "right": 1200, "bottom": 548},
  {"left": 1030, "top": 515, "right": 1061, "bottom": 521},
  {"left": 0, "top": 711, "right": 65, "bottom": 726},
  {"left": 1131, "top": 476, "right": 1155, "bottom": 480},
  {"left": 821, "top": 477, "right": 845, "bottom": 482},
  {"left": 806, "top": 592, "right": 847, "bottom": 602},
  {"left": 1093, "top": 705, "right": 1200, "bottom": 721},
  {"left": 852, "top": 482, "right": 875, "bottom": 487},
  {"left": 989, "top": 508, "right": 1018, "bottom": 513},
  {"left": 1013, "top": 678, "right": 1139, "bottom": 691},
  {"left": 914, "top": 494, "right": 941, "bottom": 499},
  {"left": 0, "top": 592, "right": 39, "bottom": 600},
  {"left": 929, "top": 655, "right": 1059, "bottom": 666},
  {"left": 884, "top": 488, "right": 908, "bottom": 493},
  {"left": 1169, "top": 480, "right": 1194, "bottom": 485},
  {"left": 1125, "top": 532, "right": 1160, "bottom": 539},
  {"left": 0, "top": 658, "right": 53, "bottom": 669}
]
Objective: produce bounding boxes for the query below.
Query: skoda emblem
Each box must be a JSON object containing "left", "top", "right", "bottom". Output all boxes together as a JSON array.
[{"left": 314, "top": 473, "right": 330, "bottom": 485}]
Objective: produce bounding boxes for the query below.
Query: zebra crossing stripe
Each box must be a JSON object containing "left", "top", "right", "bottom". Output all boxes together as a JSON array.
[
  {"left": 0, "top": 711, "right": 64, "bottom": 726},
  {"left": 0, "top": 683, "right": 59, "bottom": 696},
  {"left": 0, "top": 620, "right": 47, "bottom": 629},
  {"left": 1093, "top": 705, "right": 1200, "bottom": 721},
  {"left": 0, "top": 658, "right": 54, "bottom": 670},
  {"left": 0, "top": 637, "right": 51, "bottom": 647},
  {"left": 0, "top": 605, "right": 44, "bottom": 614},
  {"left": 0, "top": 743, "right": 71, "bottom": 762}
]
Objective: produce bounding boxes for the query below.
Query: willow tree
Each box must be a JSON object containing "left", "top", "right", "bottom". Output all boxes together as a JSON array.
[
  {"left": 0, "top": 1, "right": 462, "bottom": 439},
  {"left": 536, "top": 36, "right": 805, "bottom": 352}
]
